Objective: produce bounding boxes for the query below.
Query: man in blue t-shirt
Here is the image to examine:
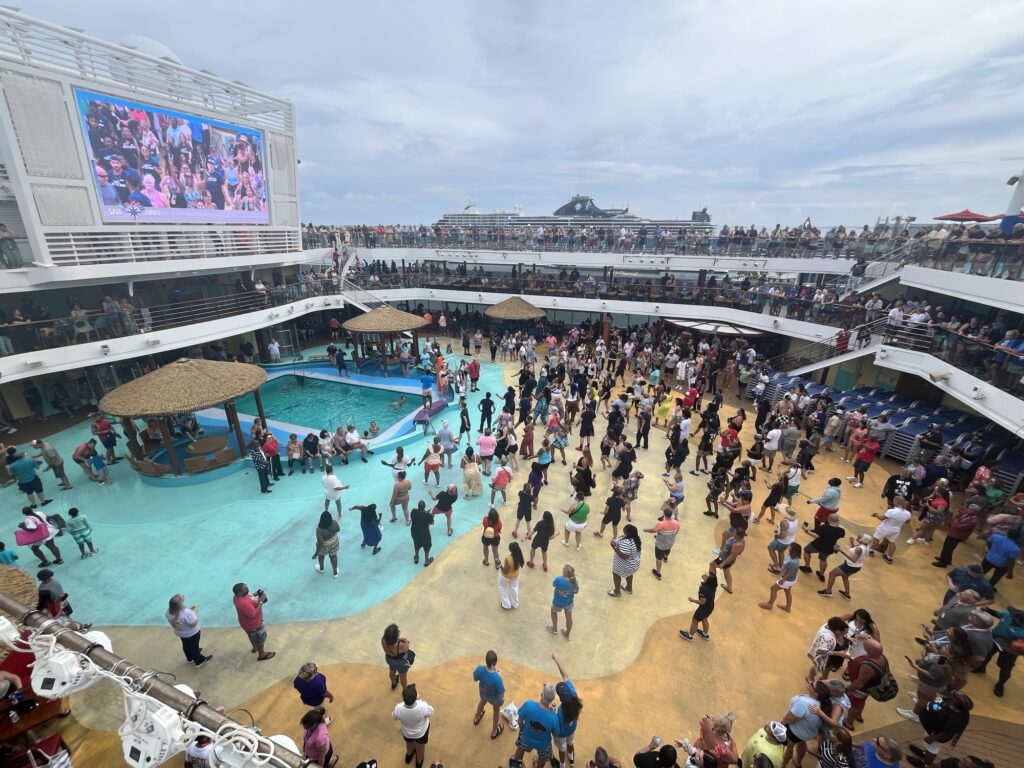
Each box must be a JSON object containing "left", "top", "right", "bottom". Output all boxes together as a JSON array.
[
  {"left": 853, "top": 736, "right": 901, "bottom": 766},
  {"left": 513, "top": 684, "right": 558, "bottom": 766},
  {"left": 982, "top": 532, "right": 1020, "bottom": 587},
  {"left": 472, "top": 650, "right": 505, "bottom": 739},
  {"left": 10, "top": 452, "right": 49, "bottom": 508}
]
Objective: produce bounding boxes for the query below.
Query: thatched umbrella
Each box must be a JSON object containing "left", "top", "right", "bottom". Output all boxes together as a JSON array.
[
  {"left": 484, "top": 296, "right": 546, "bottom": 321},
  {"left": 343, "top": 306, "right": 426, "bottom": 377},
  {"left": 0, "top": 565, "right": 35, "bottom": 664},
  {"left": 99, "top": 358, "right": 267, "bottom": 474}
]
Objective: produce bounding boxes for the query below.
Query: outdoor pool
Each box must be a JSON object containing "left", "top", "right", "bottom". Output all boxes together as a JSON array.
[{"left": 234, "top": 375, "right": 419, "bottom": 434}]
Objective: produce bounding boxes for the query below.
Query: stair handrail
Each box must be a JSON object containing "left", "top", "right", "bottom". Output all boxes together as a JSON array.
[
  {"left": 339, "top": 276, "right": 389, "bottom": 310},
  {"left": 765, "top": 317, "right": 890, "bottom": 372}
]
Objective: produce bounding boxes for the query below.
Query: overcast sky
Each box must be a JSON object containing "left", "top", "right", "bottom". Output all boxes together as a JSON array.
[{"left": 22, "top": 0, "right": 1024, "bottom": 227}]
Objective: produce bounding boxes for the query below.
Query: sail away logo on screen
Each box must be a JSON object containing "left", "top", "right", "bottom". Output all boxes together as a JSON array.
[{"left": 75, "top": 87, "right": 270, "bottom": 225}]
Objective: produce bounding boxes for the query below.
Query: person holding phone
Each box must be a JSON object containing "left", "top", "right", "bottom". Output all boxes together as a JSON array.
[{"left": 231, "top": 582, "right": 275, "bottom": 661}]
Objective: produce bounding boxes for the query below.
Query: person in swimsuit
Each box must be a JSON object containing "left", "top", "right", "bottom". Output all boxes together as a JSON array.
[
  {"left": 381, "top": 623, "right": 412, "bottom": 691},
  {"left": 390, "top": 471, "right": 412, "bottom": 524}
]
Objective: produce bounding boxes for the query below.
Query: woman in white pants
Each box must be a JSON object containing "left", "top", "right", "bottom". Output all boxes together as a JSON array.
[{"left": 498, "top": 542, "right": 525, "bottom": 610}]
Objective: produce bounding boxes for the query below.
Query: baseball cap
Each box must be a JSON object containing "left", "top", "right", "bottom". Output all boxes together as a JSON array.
[{"left": 768, "top": 720, "right": 788, "bottom": 743}]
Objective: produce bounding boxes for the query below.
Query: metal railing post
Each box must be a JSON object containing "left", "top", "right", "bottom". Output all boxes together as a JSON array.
[{"left": 0, "top": 594, "right": 309, "bottom": 767}]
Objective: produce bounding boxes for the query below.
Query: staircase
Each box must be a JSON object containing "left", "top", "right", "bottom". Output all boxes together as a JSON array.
[
  {"left": 832, "top": 239, "right": 918, "bottom": 297},
  {"left": 765, "top": 317, "right": 889, "bottom": 376},
  {"left": 340, "top": 277, "right": 391, "bottom": 312}
]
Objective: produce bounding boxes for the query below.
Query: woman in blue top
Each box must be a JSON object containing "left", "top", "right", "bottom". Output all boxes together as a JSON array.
[
  {"left": 536, "top": 439, "right": 554, "bottom": 485},
  {"left": 548, "top": 563, "right": 579, "bottom": 638},
  {"left": 759, "top": 543, "right": 802, "bottom": 612},
  {"left": 472, "top": 650, "right": 506, "bottom": 739},
  {"left": 551, "top": 653, "right": 582, "bottom": 768}
]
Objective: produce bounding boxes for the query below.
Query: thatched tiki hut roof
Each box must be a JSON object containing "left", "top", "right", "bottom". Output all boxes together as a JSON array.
[
  {"left": 342, "top": 306, "right": 426, "bottom": 334},
  {"left": 484, "top": 296, "right": 546, "bottom": 320},
  {"left": 99, "top": 358, "right": 267, "bottom": 418},
  {"left": 0, "top": 565, "right": 37, "bottom": 625}
]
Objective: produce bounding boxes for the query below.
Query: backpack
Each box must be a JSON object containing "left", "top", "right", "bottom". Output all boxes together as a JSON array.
[{"left": 863, "top": 657, "right": 899, "bottom": 702}]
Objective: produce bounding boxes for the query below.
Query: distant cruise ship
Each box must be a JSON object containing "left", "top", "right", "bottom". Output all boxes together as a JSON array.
[{"left": 434, "top": 195, "right": 712, "bottom": 230}]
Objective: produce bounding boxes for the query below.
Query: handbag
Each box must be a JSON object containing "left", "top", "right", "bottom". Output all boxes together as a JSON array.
[
  {"left": 15, "top": 525, "right": 49, "bottom": 546},
  {"left": 403, "top": 649, "right": 416, "bottom": 667}
]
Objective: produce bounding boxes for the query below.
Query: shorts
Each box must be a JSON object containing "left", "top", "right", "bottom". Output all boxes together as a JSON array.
[
  {"left": 481, "top": 535, "right": 501, "bottom": 547},
  {"left": 18, "top": 477, "right": 43, "bottom": 495},
  {"left": 776, "top": 578, "right": 796, "bottom": 590},
  {"left": 602, "top": 510, "right": 621, "bottom": 526},
  {"left": 554, "top": 735, "right": 574, "bottom": 751},
  {"left": 566, "top": 520, "right": 587, "bottom": 533},
  {"left": 764, "top": 448, "right": 778, "bottom": 459},
  {"left": 784, "top": 487, "right": 799, "bottom": 502},
  {"left": 531, "top": 537, "right": 550, "bottom": 553},
  {"left": 552, "top": 602, "right": 573, "bottom": 613},
  {"left": 874, "top": 530, "right": 899, "bottom": 544},
  {"left": 785, "top": 726, "right": 805, "bottom": 744},
  {"left": 837, "top": 563, "right": 861, "bottom": 576},
  {"left": 655, "top": 547, "right": 672, "bottom": 562},
  {"left": 768, "top": 539, "right": 788, "bottom": 552},
  {"left": 245, "top": 624, "right": 267, "bottom": 647},
  {"left": 853, "top": 459, "right": 871, "bottom": 474},
  {"left": 714, "top": 558, "right": 732, "bottom": 570},
  {"left": 516, "top": 732, "right": 553, "bottom": 762},
  {"left": 481, "top": 693, "right": 505, "bottom": 709},
  {"left": 405, "top": 725, "right": 430, "bottom": 745},
  {"left": 386, "top": 654, "right": 412, "bottom": 673},
  {"left": 517, "top": 508, "right": 533, "bottom": 521}
]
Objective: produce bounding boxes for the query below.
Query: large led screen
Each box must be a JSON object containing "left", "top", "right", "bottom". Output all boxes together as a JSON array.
[{"left": 74, "top": 88, "right": 269, "bottom": 224}]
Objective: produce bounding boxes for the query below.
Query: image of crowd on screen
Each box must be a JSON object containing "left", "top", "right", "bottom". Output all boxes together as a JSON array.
[{"left": 83, "top": 97, "right": 266, "bottom": 213}]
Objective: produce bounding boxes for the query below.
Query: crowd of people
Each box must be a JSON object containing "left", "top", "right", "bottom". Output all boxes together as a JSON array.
[
  {"left": 168, "top": 317, "right": 1016, "bottom": 767},
  {"left": 303, "top": 220, "right": 1024, "bottom": 280},
  {"left": 5, "top": 302, "right": 1021, "bottom": 766},
  {"left": 82, "top": 96, "right": 267, "bottom": 213}
]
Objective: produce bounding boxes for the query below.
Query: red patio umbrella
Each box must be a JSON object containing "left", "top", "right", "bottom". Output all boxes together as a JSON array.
[{"left": 933, "top": 209, "right": 1001, "bottom": 222}]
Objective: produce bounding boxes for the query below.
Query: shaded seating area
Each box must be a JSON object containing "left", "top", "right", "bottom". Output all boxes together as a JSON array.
[
  {"left": 99, "top": 358, "right": 269, "bottom": 477},
  {"left": 341, "top": 305, "right": 427, "bottom": 377}
]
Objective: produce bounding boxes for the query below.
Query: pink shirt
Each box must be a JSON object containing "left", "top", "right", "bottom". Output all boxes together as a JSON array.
[
  {"left": 476, "top": 435, "right": 497, "bottom": 457},
  {"left": 303, "top": 723, "right": 330, "bottom": 758}
]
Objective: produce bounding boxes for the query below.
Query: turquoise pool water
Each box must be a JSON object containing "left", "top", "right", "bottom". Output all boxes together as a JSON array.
[{"left": 234, "top": 375, "right": 418, "bottom": 433}]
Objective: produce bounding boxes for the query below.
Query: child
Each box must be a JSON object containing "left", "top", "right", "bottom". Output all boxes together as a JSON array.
[
  {"left": 0, "top": 541, "right": 19, "bottom": 566},
  {"left": 704, "top": 465, "right": 728, "bottom": 518},
  {"left": 512, "top": 482, "right": 535, "bottom": 540},
  {"left": 548, "top": 564, "right": 579, "bottom": 640},
  {"left": 89, "top": 452, "right": 111, "bottom": 484},
  {"left": 593, "top": 485, "right": 626, "bottom": 539},
  {"left": 368, "top": 422, "right": 379, "bottom": 435},
  {"left": 621, "top": 470, "right": 643, "bottom": 522},
  {"left": 691, "top": 429, "right": 715, "bottom": 475},
  {"left": 65, "top": 508, "right": 98, "bottom": 559},
  {"left": 599, "top": 432, "right": 615, "bottom": 470},
  {"left": 552, "top": 427, "right": 569, "bottom": 465},
  {"left": 286, "top": 433, "right": 306, "bottom": 475}
]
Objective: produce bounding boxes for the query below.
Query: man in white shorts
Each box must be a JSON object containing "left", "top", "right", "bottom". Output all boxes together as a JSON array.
[
  {"left": 344, "top": 424, "right": 374, "bottom": 463},
  {"left": 869, "top": 496, "right": 912, "bottom": 565}
]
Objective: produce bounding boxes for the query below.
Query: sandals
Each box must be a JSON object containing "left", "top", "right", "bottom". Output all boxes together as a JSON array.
[
  {"left": 474, "top": 710, "right": 484, "bottom": 725},
  {"left": 491, "top": 722, "right": 504, "bottom": 739}
]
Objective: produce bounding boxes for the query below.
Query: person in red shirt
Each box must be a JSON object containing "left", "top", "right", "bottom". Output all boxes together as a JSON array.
[
  {"left": 90, "top": 416, "right": 119, "bottom": 464},
  {"left": 232, "top": 583, "right": 275, "bottom": 661},
  {"left": 72, "top": 439, "right": 99, "bottom": 482},
  {"left": 847, "top": 438, "right": 881, "bottom": 488},
  {"left": 932, "top": 503, "right": 980, "bottom": 568},
  {"left": 843, "top": 639, "right": 888, "bottom": 728},
  {"left": 261, "top": 434, "right": 283, "bottom": 480},
  {"left": 468, "top": 357, "right": 481, "bottom": 392}
]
